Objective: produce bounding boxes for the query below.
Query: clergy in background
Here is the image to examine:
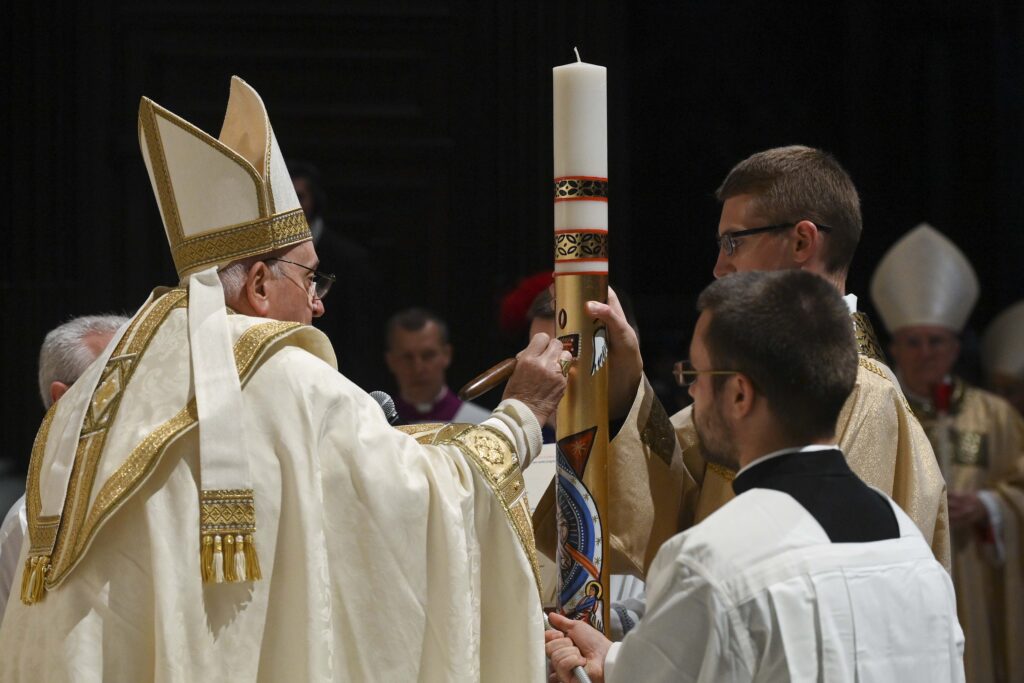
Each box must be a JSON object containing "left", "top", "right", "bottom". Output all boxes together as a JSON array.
[
  {"left": 871, "top": 224, "right": 1024, "bottom": 683},
  {"left": 546, "top": 270, "right": 963, "bottom": 683},
  {"left": 982, "top": 300, "right": 1024, "bottom": 417},
  {"left": 385, "top": 307, "right": 492, "bottom": 424}
]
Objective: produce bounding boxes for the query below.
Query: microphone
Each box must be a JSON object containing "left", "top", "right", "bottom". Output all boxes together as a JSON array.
[{"left": 369, "top": 390, "right": 399, "bottom": 425}]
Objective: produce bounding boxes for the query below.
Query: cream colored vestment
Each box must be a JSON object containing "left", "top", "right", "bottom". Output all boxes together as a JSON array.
[
  {"left": 910, "top": 382, "right": 1024, "bottom": 683},
  {"left": 0, "top": 290, "right": 546, "bottom": 682}
]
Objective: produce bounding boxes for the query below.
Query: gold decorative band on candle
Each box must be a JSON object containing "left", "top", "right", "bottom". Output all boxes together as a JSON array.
[
  {"left": 554, "top": 176, "right": 609, "bottom": 202},
  {"left": 555, "top": 230, "right": 609, "bottom": 261}
]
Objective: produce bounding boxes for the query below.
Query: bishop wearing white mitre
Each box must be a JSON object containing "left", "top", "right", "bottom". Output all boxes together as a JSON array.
[{"left": 0, "top": 77, "right": 570, "bottom": 682}]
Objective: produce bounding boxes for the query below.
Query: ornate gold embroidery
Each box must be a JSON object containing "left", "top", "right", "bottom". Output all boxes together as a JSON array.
[
  {"left": 173, "top": 209, "right": 310, "bottom": 278},
  {"left": 851, "top": 312, "right": 886, "bottom": 365},
  {"left": 68, "top": 321, "right": 303, "bottom": 588},
  {"left": 706, "top": 461, "right": 736, "bottom": 482},
  {"left": 555, "top": 232, "right": 609, "bottom": 261},
  {"left": 434, "top": 425, "right": 542, "bottom": 594},
  {"left": 396, "top": 423, "right": 444, "bottom": 438},
  {"left": 200, "top": 489, "right": 257, "bottom": 535},
  {"left": 953, "top": 430, "right": 987, "bottom": 467},
  {"left": 640, "top": 397, "right": 676, "bottom": 467},
  {"left": 46, "top": 290, "right": 187, "bottom": 584},
  {"left": 138, "top": 100, "right": 310, "bottom": 277},
  {"left": 139, "top": 99, "right": 268, "bottom": 243},
  {"left": 553, "top": 177, "right": 609, "bottom": 200},
  {"left": 25, "top": 404, "right": 57, "bottom": 541}
]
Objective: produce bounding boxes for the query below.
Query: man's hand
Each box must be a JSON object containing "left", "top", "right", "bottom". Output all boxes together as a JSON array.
[
  {"left": 586, "top": 287, "right": 643, "bottom": 420},
  {"left": 545, "top": 612, "right": 611, "bottom": 683},
  {"left": 503, "top": 333, "right": 571, "bottom": 428},
  {"left": 948, "top": 491, "right": 988, "bottom": 529}
]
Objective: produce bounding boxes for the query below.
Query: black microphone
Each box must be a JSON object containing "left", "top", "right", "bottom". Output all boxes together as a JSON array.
[{"left": 369, "top": 390, "right": 399, "bottom": 425}]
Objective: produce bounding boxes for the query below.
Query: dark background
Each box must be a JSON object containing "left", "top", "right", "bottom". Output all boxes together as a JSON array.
[{"left": 3, "top": 1, "right": 1023, "bottom": 475}]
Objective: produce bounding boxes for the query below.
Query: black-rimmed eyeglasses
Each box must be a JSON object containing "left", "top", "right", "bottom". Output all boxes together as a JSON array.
[
  {"left": 673, "top": 359, "right": 737, "bottom": 387},
  {"left": 266, "top": 258, "right": 337, "bottom": 300},
  {"left": 716, "top": 222, "right": 832, "bottom": 256}
]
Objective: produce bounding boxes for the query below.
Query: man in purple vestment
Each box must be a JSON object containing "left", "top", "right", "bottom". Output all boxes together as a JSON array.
[{"left": 385, "top": 308, "right": 491, "bottom": 424}]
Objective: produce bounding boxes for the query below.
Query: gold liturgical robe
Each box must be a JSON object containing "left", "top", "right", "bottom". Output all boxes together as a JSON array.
[
  {"left": 0, "top": 289, "right": 546, "bottom": 682},
  {"left": 535, "top": 314, "right": 951, "bottom": 576},
  {"left": 910, "top": 381, "right": 1024, "bottom": 683}
]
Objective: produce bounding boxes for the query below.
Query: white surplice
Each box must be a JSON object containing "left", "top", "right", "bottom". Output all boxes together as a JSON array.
[
  {"left": 605, "top": 488, "right": 964, "bottom": 683},
  {"left": 0, "top": 292, "right": 546, "bottom": 682}
]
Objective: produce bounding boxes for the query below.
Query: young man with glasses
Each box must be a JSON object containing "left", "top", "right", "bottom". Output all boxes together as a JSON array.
[
  {"left": 545, "top": 270, "right": 964, "bottom": 683},
  {"left": 538, "top": 146, "right": 949, "bottom": 606}
]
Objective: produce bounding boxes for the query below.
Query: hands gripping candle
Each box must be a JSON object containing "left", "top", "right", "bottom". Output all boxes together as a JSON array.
[{"left": 553, "top": 49, "right": 610, "bottom": 634}]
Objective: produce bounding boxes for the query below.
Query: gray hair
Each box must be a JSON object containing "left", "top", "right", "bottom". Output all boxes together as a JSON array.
[
  {"left": 218, "top": 257, "right": 284, "bottom": 302},
  {"left": 38, "top": 314, "right": 129, "bottom": 408}
]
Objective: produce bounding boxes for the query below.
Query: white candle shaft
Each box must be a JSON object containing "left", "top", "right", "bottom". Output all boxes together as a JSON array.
[{"left": 553, "top": 61, "right": 608, "bottom": 238}]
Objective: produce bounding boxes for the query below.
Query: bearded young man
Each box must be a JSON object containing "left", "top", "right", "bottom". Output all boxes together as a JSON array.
[{"left": 545, "top": 270, "right": 964, "bottom": 683}]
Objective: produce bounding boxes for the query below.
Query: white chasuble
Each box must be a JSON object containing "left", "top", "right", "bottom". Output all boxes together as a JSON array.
[{"left": 0, "top": 289, "right": 545, "bottom": 682}]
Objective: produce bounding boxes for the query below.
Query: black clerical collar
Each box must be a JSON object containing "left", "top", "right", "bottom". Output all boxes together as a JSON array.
[
  {"left": 733, "top": 446, "right": 849, "bottom": 496},
  {"left": 732, "top": 446, "right": 900, "bottom": 542}
]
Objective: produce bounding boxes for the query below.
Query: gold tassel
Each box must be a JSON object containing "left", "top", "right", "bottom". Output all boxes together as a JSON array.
[
  {"left": 20, "top": 556, "right": 36, "bottom": 604},
  {"left": 224, "top": 534, "right": 237, "bottom": 582},
  {"left": 20, "top": 555, "right": 49, "bottom": 605},
  {"left": 200, "top": 535, "right": 214, "bottom": 583},
  {"left": 213, "top": 535, "right": 225, "bottom": 583},
  {"left": 233, "top": 535, "right": 247, "bottom": 581},
  {"left": 244, "top": 534, "right": 262, "bottom": 581}
]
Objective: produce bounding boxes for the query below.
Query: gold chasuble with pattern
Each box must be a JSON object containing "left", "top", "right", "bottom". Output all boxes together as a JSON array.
[
  {"left": 536, "top": 313, "right": 951, "bottom": 576},
  {"left": 0, "top": 289, "right": 546, "bottom": 681},
  {"left": 910, "top": 381, "right": 1024, "bottom": 683}
]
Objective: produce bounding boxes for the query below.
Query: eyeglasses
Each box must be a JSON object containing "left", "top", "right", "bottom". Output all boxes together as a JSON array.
[
  {"left": 716, "top": 222, "right": 832, "bottom": 256},
  {"left": 266, "top": 258, "right": 337, "bottom": 300},
  {"left": 673, "top": 359, "right": 737, "bottom": 387}
]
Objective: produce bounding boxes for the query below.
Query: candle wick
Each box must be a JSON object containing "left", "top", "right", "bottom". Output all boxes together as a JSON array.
[{"left": 573, "top": 47, "right": 581, "bottom": 63}]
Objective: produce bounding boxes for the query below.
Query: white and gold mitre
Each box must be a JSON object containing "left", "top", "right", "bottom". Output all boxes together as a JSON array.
[
  {"left": 138, "top": 76, "right": 310, "bottom": 278},
  {"left": 982, "top": 300, "right": 1024, "bottom": 378},
  {"left": 870, "top": 223, "right": 979, "bottom": 333}
]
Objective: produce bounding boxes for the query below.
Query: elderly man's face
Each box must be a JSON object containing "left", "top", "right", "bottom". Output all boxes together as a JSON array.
[
  {"left": 264, "top": 241, "right": 324, "bottom": 325},
  {"left": 386, "top": 321, "right": 452, "bottom": 404},
  {"left": 688, "top": 311, "right": 740, "bottom": 470},
  {"left": 889, "top": 325, "right": 960, "bottom": 396},
  {"left": 713, "top": 194, "right": 797, "bottom": 279}
]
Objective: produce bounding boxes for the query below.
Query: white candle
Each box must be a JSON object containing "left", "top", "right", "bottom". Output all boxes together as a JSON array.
[{"left": 553, "top": 53, "right": 608, "bottom": 276}]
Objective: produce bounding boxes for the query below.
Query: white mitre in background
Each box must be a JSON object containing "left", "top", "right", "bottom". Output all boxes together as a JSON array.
[
  {"left": 870, "top": 223, "right": 979, "bottom": 334},
  {"left": 982, "top": 300, "right": 1024, "bottom": 379}
]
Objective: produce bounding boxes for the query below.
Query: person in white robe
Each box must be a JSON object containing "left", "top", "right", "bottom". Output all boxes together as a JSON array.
[
  {"left": 545, "top": 270, "right": 964, "bottom": 683},
  {"left": 0, "top": 77, "right": 569, "bottom": 682},
  {"left": 0, "top": 315, "right": 126, "bottom": 623}
]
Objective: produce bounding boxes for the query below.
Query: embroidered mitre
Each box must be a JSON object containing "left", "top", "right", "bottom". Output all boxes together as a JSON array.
[{"left": 138, "top": 76, "right": 311, "bottom": 278}]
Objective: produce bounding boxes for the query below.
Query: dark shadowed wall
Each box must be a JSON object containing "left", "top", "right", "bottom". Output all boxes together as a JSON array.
[{"left": 3, "top": 1, "right": 1023, "bottom": 471}]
